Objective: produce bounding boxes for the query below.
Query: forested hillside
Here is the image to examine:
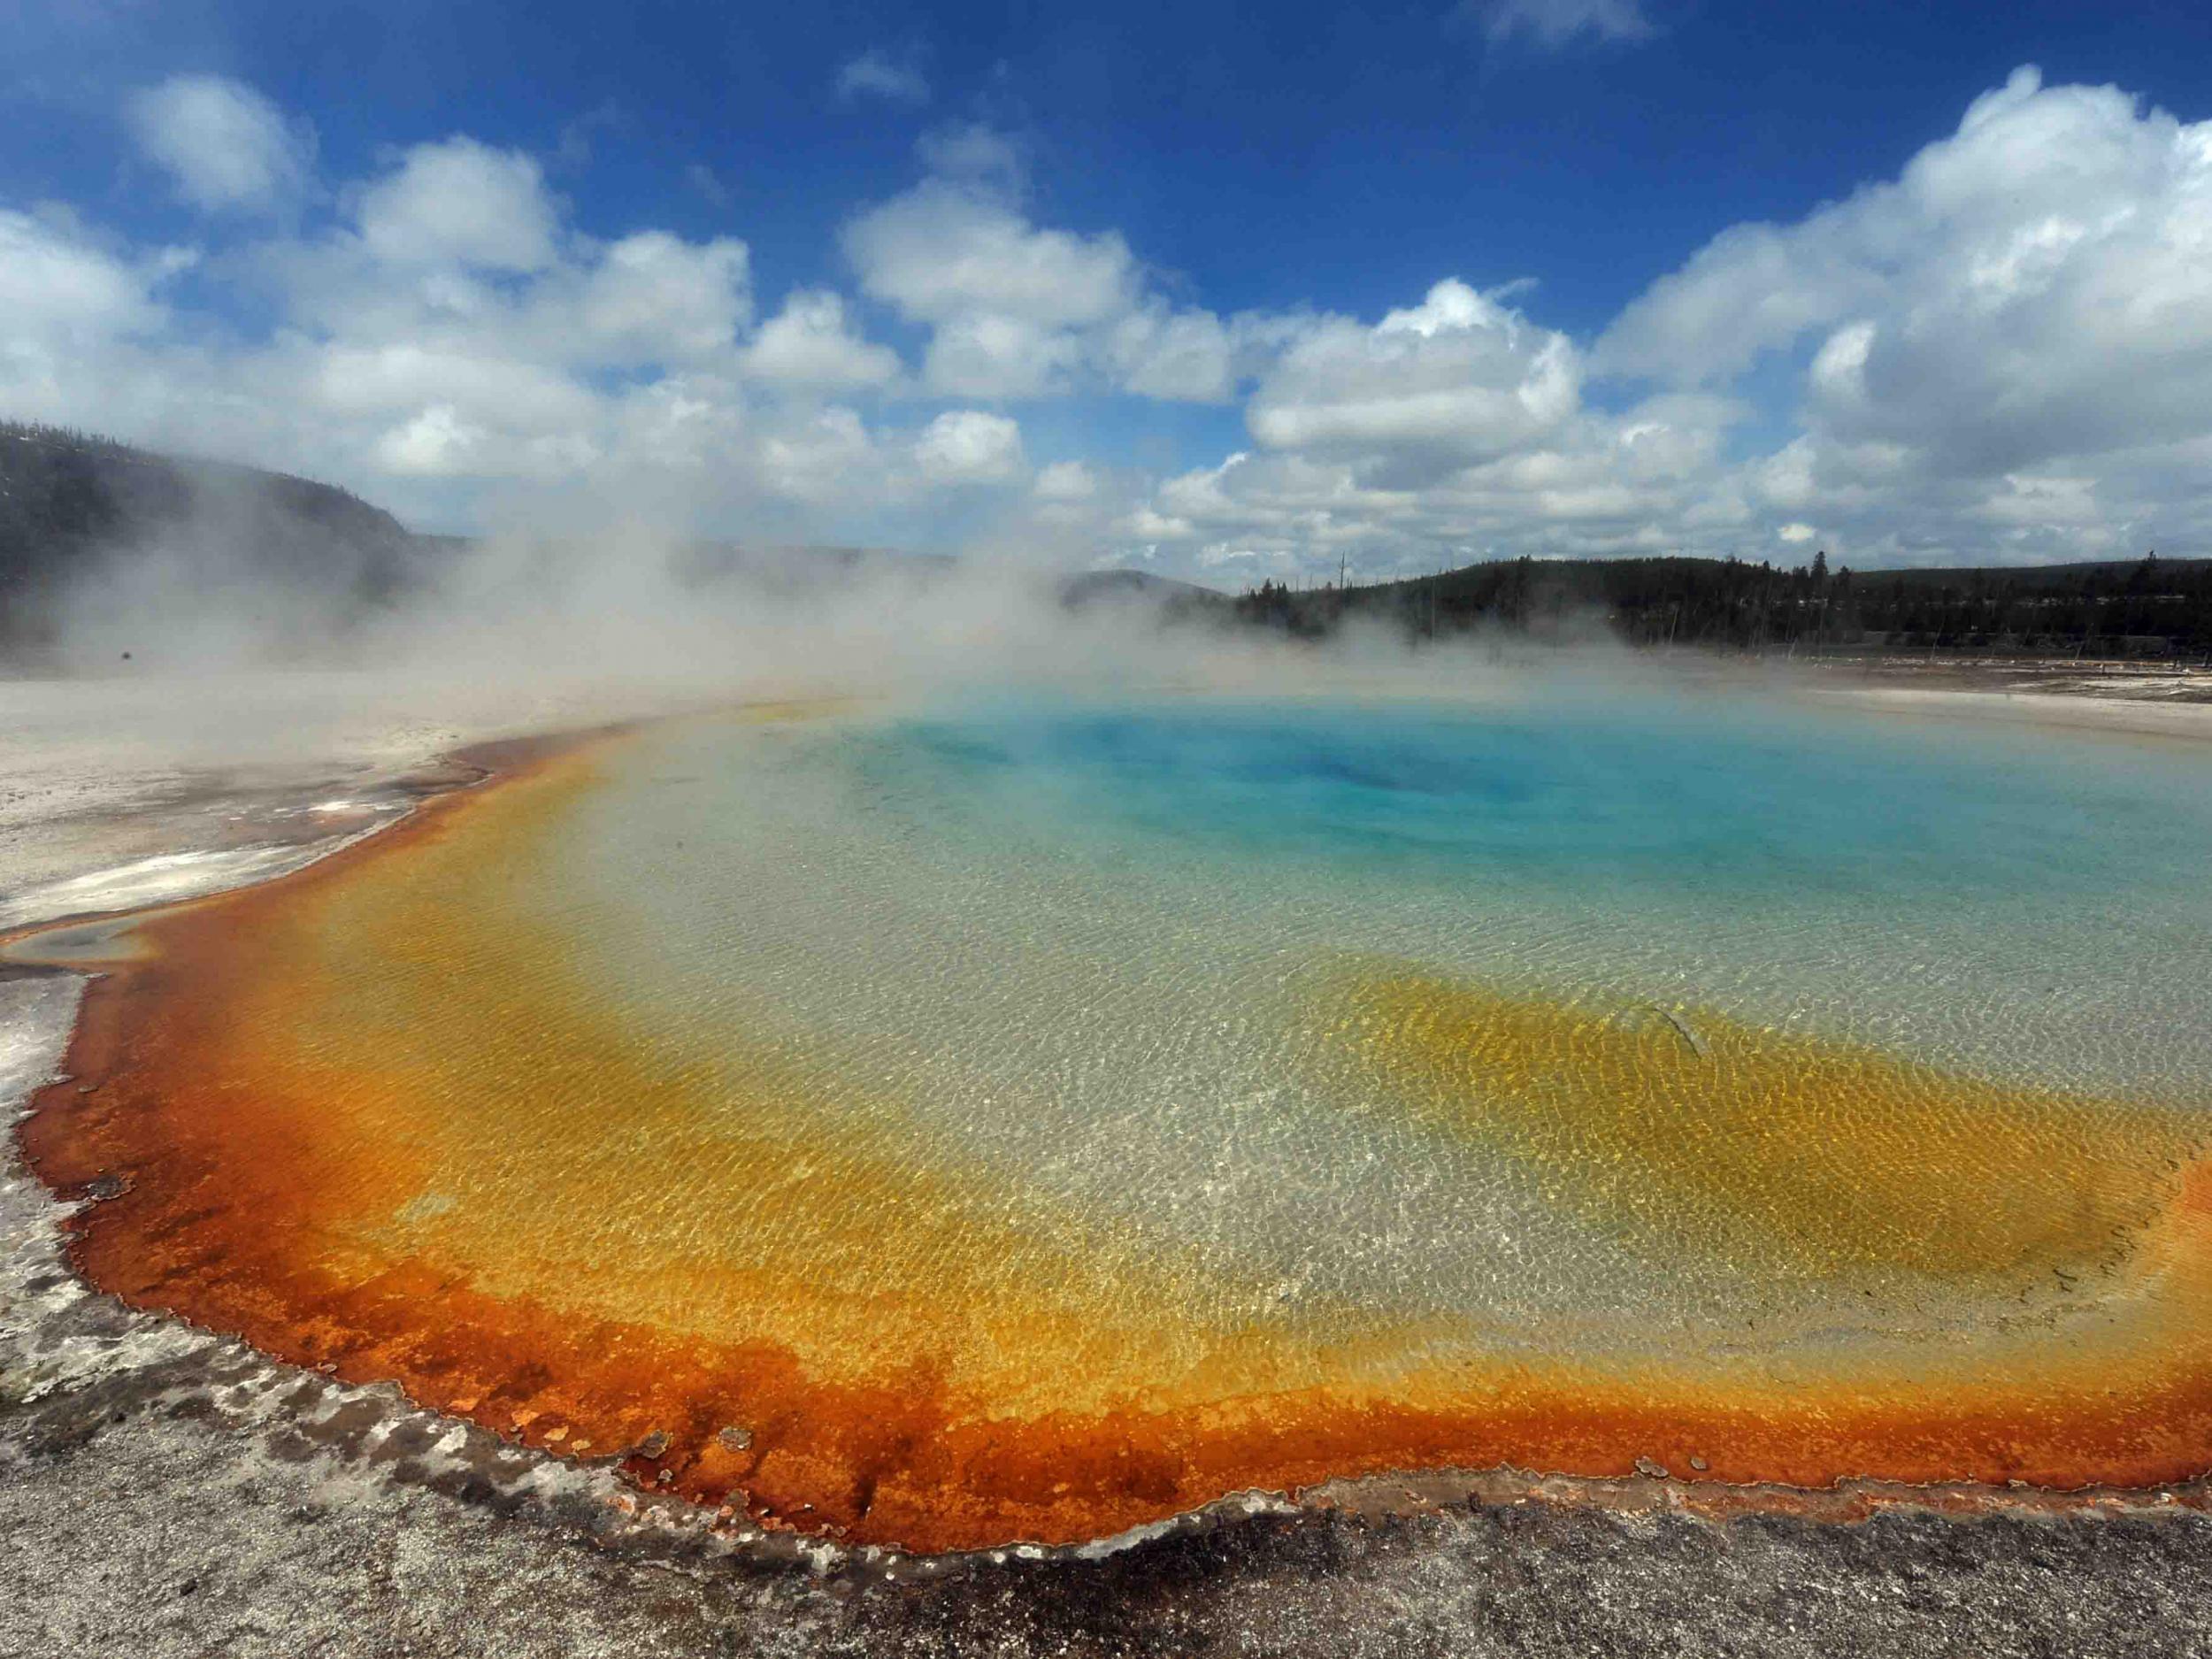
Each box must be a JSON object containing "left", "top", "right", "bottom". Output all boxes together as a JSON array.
[
  {"left": 1236, "top": 551, "right": 2212, "bottom": 658},
  {"left": 0, "top": 421, "right": 422, "bottom": 649},
  {"left": 9, "top": 419, "right": 2206, "bottom": 664}
]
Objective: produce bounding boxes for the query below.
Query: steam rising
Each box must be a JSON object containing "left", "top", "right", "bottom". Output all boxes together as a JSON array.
[{"left": 25, "top": 477, "right": 1606, "bottom": 726}]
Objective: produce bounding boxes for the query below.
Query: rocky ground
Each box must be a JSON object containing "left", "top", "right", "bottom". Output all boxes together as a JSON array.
[{"left": 8, "top": 1287, "right": 2212, "bottom": 1659}]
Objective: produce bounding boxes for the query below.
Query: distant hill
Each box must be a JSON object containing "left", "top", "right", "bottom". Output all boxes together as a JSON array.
[
  {"left": 12, "top": 420, "right": 2200, "bottom": 664},
  {"left": 0, "top": 425, "right": 982, "bottom": 657},
  {"left": 0, "top": 421, "right": 423, "bottom": 649},
  {"left": 1058, "top": 568, "right": 1228, "bottom": 617},
  {"left": 678, "top": 540, "right": 958, "bottom": 594},
  {"left": 0, "top": 421, "right": 1236, "bottom": 666},
  {"left": 1238, "top": 552, "right": 2212, "bottom": 657},
  {"left": 1841, "top": 557, "right": 2212, "bottom": 593}
]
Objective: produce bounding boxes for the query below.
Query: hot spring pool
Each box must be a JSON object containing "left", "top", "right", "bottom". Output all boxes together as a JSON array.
[{"left": 26, "top": 687, "right": 2212, "bottom": 1549}]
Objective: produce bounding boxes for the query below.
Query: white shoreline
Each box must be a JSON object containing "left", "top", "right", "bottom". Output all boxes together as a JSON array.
[{"left": 1800, "top": 683, "right": 2212, "bottom": 745}]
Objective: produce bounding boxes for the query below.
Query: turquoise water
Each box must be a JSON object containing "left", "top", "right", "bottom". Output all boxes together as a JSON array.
[
  {"left": 868, "top": 694, "right": 2212, "bottom": 903},
  {"left": 510, "top": 687, "right": 2212, "bottom": 1349},
  {"left": 807, "top": 691, "right": 2212, "bottom": 1090}
]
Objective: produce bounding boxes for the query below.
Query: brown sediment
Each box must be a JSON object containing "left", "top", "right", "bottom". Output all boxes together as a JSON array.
[
  {"left": 1325, "top": 970, "right": 2207, "bottom": 1282},
  {"left": 16, "top": 713, "right": 2212, "bottom": 1555},
  {"left": 1293, "top": 1463, "right": 2212, "bottom": 1534}
]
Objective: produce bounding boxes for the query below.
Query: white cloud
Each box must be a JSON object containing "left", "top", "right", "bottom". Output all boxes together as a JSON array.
[
  {"left": 311, "top": 342, "right": 600, "bottom": 430},
  {"left": 373, "top": 403, "right": 488, "bottom": 476},
  {"left": 836, "top": 50, "right": 930, "bottom": 106},
  {"left": 356, "top": 137, "right": 558, "bottom": 271},
  {"left": 558, "top": 231, "right": 752, "bottom": 363},
  {"left": 1110, "top": 337, "right": 1755, "bottom": 582},
  {"left": 915, "top": 123, "right": 1024, "bottom": 190},
  {"left": 1108, "top": 306, "right": 1236, "bottom": 403},
  {"left": 1582, "top": 65, "right": 2212, "bottom": 565},
  {"left": 918, "top": 311, "right": 1080, "bottom": 399},
  {"left": 741, "top": 289, "right": 900, "bottom": 388},
  {"left": 846, "top": 180, "right": 1136, "bottom": 329},
  {"left": 1033, "top": 460, "right": 1099, "bottom": 503},
  {"left": 842, "top": 157, "right": 1272, "bottom": 403},
  {"left": 1103, "top": 68, "right": 2212, "bottom": 581},
  {"left": 0, "top": 210, "right": 163, "bottom": 348},
  {"left": 127, "top": 74, "right": 314, "bottom": 212},
  {"left": 231, "top": 204, "right": 757, "bottom": 490},
  {"left": 844, "top": 176, "right": 1147, "bottom": 398},
  {"left": 27, "top": 65, "right": 2212, "bottom": 579},
  {"left": 0, "top": 119, "right": 977, "bottom": 539},
  {"left": 758, "top": 405, "right": 879, "bottom": 503},
  {"left": 0, "top": 210, "right": 187, "bottom": 434},
  {"left": 1469, "top": 0, "right": 1655, "bottom": 50},
  {"left": 1598, "top": 64, "right": 2212, "bottom": 449},
  {"left": 913, "top": 410, "right": 1026, "bottom": 484},
  {"left": 1246, "top": 280, "right": 1579, "bottom": 471},
  {"left": 685, "top": 163, "right": 731, "bottom": 208}
]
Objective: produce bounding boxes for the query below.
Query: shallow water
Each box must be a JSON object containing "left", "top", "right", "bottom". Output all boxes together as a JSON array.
[
  {"left": 528, "top": 694, "right": 2212, "bottom": 1325},
  {"left": 29, "top": 685, "right": 2212, "bottom": 1548}
]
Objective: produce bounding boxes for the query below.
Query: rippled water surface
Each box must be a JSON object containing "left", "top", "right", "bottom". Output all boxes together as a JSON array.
[
  {"left": 495, "top": 691, "right": 2212, "bottom": 1333},
  {"left": 40, "top": 685, "right": 2212, "bottom": 1548}
]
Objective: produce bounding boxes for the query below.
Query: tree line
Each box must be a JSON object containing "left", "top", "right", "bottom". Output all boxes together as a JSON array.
[{"left": 1235, "top": 551, "right": 2212, "bottom": 658}]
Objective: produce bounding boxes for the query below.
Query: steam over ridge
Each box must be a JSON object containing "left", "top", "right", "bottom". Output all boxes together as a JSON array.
[
  {"left": 0, "top": 420, "right": 1447, "bottom": 706},
  {"left": 9, "top": 423, "right": 2209, "bottom": 706}
]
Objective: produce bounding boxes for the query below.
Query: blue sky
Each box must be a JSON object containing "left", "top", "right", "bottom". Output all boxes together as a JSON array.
[{"left": 7, "top": 0, "right": 2212, "bottom": 579}]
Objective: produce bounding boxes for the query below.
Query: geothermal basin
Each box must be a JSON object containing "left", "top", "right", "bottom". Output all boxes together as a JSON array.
[{"left": 16, "top": 685, "right": 2212, "bottom": 1554}]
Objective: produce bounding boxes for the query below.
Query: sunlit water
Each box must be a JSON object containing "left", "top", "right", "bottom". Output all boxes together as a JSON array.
[
  {"left": 412, "top": 687, "right": 2212, "bottom": 1356},
  {"left": 34, "top": 683, "right": 2212, "bottom": 1547}
]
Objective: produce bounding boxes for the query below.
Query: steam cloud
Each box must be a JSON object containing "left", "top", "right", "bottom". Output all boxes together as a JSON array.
[{"left": 27, "top": 479, "right": 1597, "bottom": 735}]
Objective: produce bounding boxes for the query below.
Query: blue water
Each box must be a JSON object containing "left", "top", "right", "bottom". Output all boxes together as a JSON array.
[
  {"left": 520, "top": 688, "right": 2212, "bottom": 1341},
  {"left": 857, "top": 694, "right": 2212, "bottom": 908}
]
